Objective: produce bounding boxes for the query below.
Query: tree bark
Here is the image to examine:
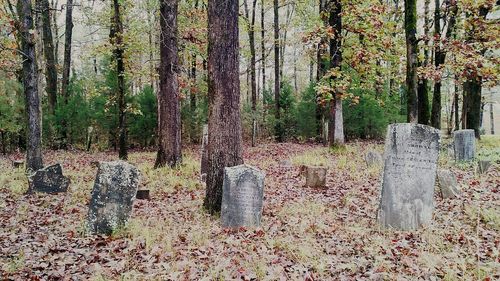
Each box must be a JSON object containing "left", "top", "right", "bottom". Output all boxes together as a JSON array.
[
  {"left": 203, "top": 0, "right": 244, "bottom": 214},
  {"left": 39, "top": 0, "right": 58, "bottom": 116},
  {"left": 273, "top": 0, "right": 282, "bottom": 141},
  {"left": 18, "top": 0, "right": 44, "bottom": 171},
  {"left": 404, "top": 0, "right": 418, "bottom": 123},
  {"left": 155, "top": 0, "right": 182, "bottom": 168},
  {"left": 328, "top": 0, "right": 344, "bottom": 146},
  {"left": 110, "top": 0, "right": 128, "bottom": 160},
  {"left": 60, "top": 0, "right": 74, "bottom": 147},
  {"left": 464, "top": 79, "right": 482, "bottom": 138},
  {"left": 316, "top": 0, "right": 328, "bottom": 139}
]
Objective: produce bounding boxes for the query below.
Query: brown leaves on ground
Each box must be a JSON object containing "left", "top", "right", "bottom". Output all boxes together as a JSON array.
[{"left": 0, "top": 141, "right": 498, "bottom": 280}]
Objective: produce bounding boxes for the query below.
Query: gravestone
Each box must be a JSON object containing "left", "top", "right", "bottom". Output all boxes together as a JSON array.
[
  {"left": 453, "top": 130, "right": 475, "bottom": 161},
  {"left": 87, "top": 161, "right": 140, "bottom": 235},
  {"left": 221, "top": 164, "right": 265, "bottom": 228},
  {"left": 200, "top": 124, "right": 209, "bottom": 181},
  {"left": 436, "top": 169, "right": 460, "bottom": 199},
  {"left": 304, "top": 166, "right": 327, "bottom": 188},
  {"left": 477, "top": 160, "right": 492, "bottom": 174},
  {"left": 378, "top": 123, "right": 440, "bottom": 230},
  {"left": 365, "top": 151, "right": 383, "bottom": 167},
  {"left": 27, "top": 164, "right": 70, "bottom": 193}
]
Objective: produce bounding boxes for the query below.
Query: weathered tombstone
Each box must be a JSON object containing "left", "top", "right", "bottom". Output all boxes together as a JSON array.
[
  {"left": 87, "top": 161, "right": 140, "bottom": 235},
  {"left": 365, "top": 151, "right": 383, "bottom": 167},
  {"left": 221, "top": 164, "right": 265, "bottom": 228},
  {"left": 304, "top": 166, "right": 327, "bottom": 188},
  {"left": 453, "top": 129, "right": 475, "bottom": 161},
  {"left": 27, "top": 164, "right": 70, "bottom": 193},
  {"left": 378, "top": 123, "right": 440, "bottom": 230},
  {"left": 477, "top": 160, "right": 492, "bottom": 174},
  {"left": 200, "top": 124, "right": 209, "bottom": 181},
  {"left": 436, "top": 169, "right": 460, "bottom": 199}
]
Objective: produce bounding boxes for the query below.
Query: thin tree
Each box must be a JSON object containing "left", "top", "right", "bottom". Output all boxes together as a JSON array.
[
  {"left": 430, "top": 0, "right": 457, "bottom": 129},
  {"left": 417, "top": 0, "right": 430, "bottom": 125},
  {"left": 273, "top": 0, "right": 282, "bottom": 141},
  {"left": 260, "top": 0, "right": 265, "bottom": 99},
  {"left": 39, "top": 0, "right": 58, "bottom": 116},
  {"left": 60, "top": 0, "right": 74, "bottom": 146},
  {"left": 328, "top": 0, "right": 344, "bottom": 146},
  {"left": 203, "top": 0, "right": 244, "bottom": 214},
  {"left": 243, "top": 0, "right": 258, "bottom": 147},
  {"left": 111, "top": 0, "right": 128, "bottom": 159},
  {"left": 404, "top": 0, "right": 418, "bottom": 123},
  {"left": 155, "top": 0, "right": 182, "bottom": 168},
  {"left": 18, "top": 0, "right": 43, "bottom": 171}
]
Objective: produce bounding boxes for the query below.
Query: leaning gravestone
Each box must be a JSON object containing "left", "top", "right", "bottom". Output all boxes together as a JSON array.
[
  {"left": 365, "top": 151, "right": 383, "bottom": 167},
  {"left": 453, "top": 129, "right": 475, "bottom": 161},
  {"left": 221, "top": 164, "right": 265, "bottom": 228},
  {"left": 436, "top": 169, "right": 460, "bottom": 199},
  {"left": 378, "top": 123, "right": 440, "bottom": 230},
  {"left": 27, "top": 164, "right": 70, "bottom": 193},
  {"left": 200, "top": 124, "right": 209, "bottom": 181},
  {"left": 87, "top": 161, "right": 140, "bottom": 235}
]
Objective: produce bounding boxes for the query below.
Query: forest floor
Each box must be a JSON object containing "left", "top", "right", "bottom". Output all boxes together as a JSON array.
[{"left": 0, "top": 137, "right": 499, "bottom": 280}]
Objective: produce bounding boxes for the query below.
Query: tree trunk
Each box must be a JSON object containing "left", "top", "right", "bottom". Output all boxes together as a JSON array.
[
  {"left": 261, "top": 0, "right": 265, "bottom": 94},
  {"left": 328, "top": 0, "right": 344, "bottom": 146},
  {"left": 18, "top": 0, "right": 43, "bottom": 171},
  {"left": 203, "top": 0, "right": 244, "bottom": 214},
  {"left": 60, "top": 0, "right": 74, "bottom": 147},
  {"left": 404, "top": 0, "right": 418, "bottom": 123},
  {"left": 417, "top": 0, "right": 430, "bottom": 125},
  {"left": 111, "top": 0, "right": 128, "bottom": 160},
  {"left": 155, "top": 0, "right": 182, "bottom": 168},
  {"left": 490, "top": 99, "right": 495, "bottom": 135},
  {"left": 316, "top": 0, "right": 328, "bottom": 139},
  {"left": 454, "top": 83, "right": 459, "bottom": 131},
  {"left": 464, "top": 79, "right": 482, "bottom": 138},
  {"left": 244, "top": 0, "right": 258, "bottom": 147},
  {"left": 1, "top": 131, "right": 6, "bottom": 155},
  {"left": 431, "top": 0, "right": 457, "bottom": 129},
  {"left": 39, "top": 0, "right": 58, "bottom": 116},
  {"left": 273, "top": 0, "right": 282, "bottom": 142}
]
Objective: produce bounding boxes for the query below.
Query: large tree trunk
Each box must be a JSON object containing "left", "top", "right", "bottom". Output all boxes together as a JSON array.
[
  {"left": 203, "top": 0, "right": 244, "bottom": 214},
  {"left": 111, "top": 0, "right": 128, "bottom": 160},
  {"left": 404, "top": 0, "right": 418, "bottom": 123},
  {"left": 273, "top": 0, "right": 282, "bottom": 141},
  {"left": 328, "top": 0, "right": 344, "bottom": 146},
  {"left": 155, "top": 0, "right": 182, "bottom": 168},
  {"left": 39, "top": 0, "right": 58, "bottom": 116},
  {"left": 18, "top": 0, "right": 43, "bottom": 171},
  {"left": 464, "top": 79, "right": 482, "bottom": 138},
  {"left": 463, "top": 5, "right": 490, "bottom": 139},
  {"left": 60, "top": 0, "right": 74, "bottom": 147},
  {"left": 417, "top": 0, "right": 430, "bottom": 125}
]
